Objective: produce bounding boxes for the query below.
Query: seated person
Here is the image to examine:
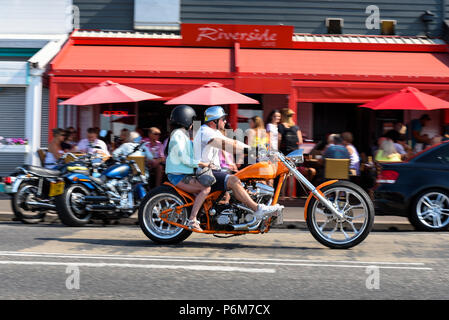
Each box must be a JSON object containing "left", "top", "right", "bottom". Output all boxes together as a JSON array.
[
  {"left": 76, "top": 127, "right": 110, "bottom": 157},
  {"left": 112, "top": 131, "right": 153, "bottom": 162},
  {"left": 44, "top": 128, "right": 67, "bottom": 169},
  {"left": 146, "top": 127, "right": 166, "bottom": 187},
  {"left": 323, "top": 135, "right": 350, "bottom": 160},
  {"left": 375, "top": 138, "right": 402, "bottom": 163}
]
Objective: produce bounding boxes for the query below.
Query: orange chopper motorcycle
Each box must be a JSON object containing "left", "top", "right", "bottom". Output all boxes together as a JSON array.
[{"left": 138, "top": 149, "right": 374, "bottom": 249}]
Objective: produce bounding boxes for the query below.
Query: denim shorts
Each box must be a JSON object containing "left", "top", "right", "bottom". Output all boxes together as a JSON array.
[
  {"left": 210, "top": 170, "right": 230, "bottom": 192},
  {"left": 167, "top": 173, "right": 194, "bottom": 186}
]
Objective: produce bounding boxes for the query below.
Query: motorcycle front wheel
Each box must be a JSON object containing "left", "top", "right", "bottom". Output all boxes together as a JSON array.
[
  {"left": 138, "top": 186, "right": 192, "bottom": 244},
  {"left": 11, "top": 182, "right": 47, "bottom": 224},
  {"left": 55, "top": 184, "right": 92, "bottom": 227},
  {"left": 306, "top": 180, "right": 374, "bottom": 249}
]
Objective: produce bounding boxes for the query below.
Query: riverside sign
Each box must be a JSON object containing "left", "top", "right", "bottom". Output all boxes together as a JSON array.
[{"left": 181, "top": 23, "right": 294, "bottom": 48}]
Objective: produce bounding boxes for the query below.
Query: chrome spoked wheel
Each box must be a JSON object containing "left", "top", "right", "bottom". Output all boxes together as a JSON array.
[
  {"left": 306, "top": 181, "right": 374, "bottom": 249},
  {"left": 415, "top": 191, "right": 449, "bottom": 230},
  {"left": 139, "top": 188, "right": 192, "bottom": 244},
  {"left": 12, "top": 183, "right": 47, "bottom": 223}
]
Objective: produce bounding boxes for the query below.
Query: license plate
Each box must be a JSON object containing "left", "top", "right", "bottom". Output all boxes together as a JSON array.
[{"left": 49, "top": 181, "right": 65, "bottom": 197}]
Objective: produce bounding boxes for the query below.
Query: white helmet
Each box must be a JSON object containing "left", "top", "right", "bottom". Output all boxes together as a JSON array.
[{"left": 204, "top": 106, "right": 227, "bottom": 123}]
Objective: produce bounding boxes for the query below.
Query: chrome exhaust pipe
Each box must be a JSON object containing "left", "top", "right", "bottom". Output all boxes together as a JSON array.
[
  {"left": 231, "top": 216, "right": 262, "bottom": 231},
  {"left": 25, "top": 201, "right": 56, "bottom": 210}
]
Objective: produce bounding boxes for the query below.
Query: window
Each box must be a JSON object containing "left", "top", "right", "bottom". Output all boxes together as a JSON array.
[
  {"left": 417, "top": 144, "right": 449, "bottom": 165},
  {"left": 134, "top": 0, "right": 180, "bottom": 31}
]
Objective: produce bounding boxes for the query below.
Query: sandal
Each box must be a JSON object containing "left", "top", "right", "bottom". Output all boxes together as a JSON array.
[{"left": 187, "top": 219, "right": 203, "bottom": 232}]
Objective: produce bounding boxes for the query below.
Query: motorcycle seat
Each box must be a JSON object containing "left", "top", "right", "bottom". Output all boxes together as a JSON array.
[{"left": 23, "top": 165, "right": 61, "bottom": 178}]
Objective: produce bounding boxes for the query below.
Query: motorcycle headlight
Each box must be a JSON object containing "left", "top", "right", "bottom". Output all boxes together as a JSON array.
[{"left": 286, "top": 149, "right": 304, "bottom": 164}]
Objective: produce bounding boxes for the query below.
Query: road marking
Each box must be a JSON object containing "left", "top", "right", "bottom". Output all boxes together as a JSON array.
[
  {"left": 0, "top": 251, "right": 433, "bottom": 271},
  {"left": 0, "top": 260, "right": 275, "bottom": 273}
]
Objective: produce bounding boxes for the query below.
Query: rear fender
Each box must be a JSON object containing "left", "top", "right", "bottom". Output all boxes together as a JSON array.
[
  {"left": 304, "top": 180, "right": 338, "bottom": 220},
  {"left": 11, "top": 176, "right": 27, "bottom": 193}
]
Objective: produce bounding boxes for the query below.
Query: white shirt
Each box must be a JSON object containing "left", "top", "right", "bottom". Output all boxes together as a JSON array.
[
  {"left": 77, "top": 138, "right": 110, "bottom": 156},
  {"left": 112, "top": 142, "right": 153, "bottom": 159},
  {"left": 193, "top": 124, "right": 225, "bottom": 169},
  {"left": 266, "top": 123, "right": 278, "bottom": 151}
]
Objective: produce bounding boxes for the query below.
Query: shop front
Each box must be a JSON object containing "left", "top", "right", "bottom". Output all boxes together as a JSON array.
[{"left": 48, "top": 25, "right": 449, "bottom": 155}]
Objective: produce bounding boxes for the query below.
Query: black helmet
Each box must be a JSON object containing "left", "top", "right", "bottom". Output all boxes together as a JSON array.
[{"left": 170, "top": 105, "right": 197, "bottom": 129}]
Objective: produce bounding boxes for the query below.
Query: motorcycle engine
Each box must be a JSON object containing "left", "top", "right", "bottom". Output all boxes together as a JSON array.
[
  {"left": 210, "top": 182, "right": 274, "bottom": 229},
  {"left": 245, "top": 182, "right": 275, "bottom": 205}
]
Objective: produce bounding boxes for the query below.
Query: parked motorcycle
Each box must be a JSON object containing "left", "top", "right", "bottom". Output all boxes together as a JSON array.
[
  {"left": 6, "top": 154, "right": 90, "bottom": 224},
  {"left": 54, "top": 144, "right": 149, "bottom": 226},
  {"left": 138, "top": 149, "right": 374, "bottom": 249}
]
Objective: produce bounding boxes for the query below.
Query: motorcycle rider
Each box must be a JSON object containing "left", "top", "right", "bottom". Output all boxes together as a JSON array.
[
  {"left": 166, "top": 105, "right": 212, "bottom": 232},
  {"left": 193, "top": 106, "right": 283, "bottom": 219}
]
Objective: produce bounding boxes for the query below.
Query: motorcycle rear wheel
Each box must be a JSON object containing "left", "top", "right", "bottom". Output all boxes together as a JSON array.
[
  {"left": 138, "top": 186, "right": 192, "bottom": 244},
  {"left": 306, "top": 180, "right": 374, "bottom": 249},
  {"left": 11, "top": 182, "right": 47, "bottom": 224}
]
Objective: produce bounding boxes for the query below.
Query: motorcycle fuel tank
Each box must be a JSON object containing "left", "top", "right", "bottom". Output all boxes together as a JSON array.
[{"left": 103, "top": 164, "right": 131, "bottom": 179}]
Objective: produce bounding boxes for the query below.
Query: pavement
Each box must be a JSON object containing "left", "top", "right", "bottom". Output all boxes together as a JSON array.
[{"left": 0, "top": 197, "right": 414, "bottom": 231}]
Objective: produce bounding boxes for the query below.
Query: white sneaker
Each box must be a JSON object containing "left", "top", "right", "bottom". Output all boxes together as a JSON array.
[{"left": 255, "top": 204, "right": 283, "bottom": 219}]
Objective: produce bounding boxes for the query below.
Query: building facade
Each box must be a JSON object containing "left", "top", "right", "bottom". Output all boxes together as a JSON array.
[
  {"left": 49, "top": 0, "right": 449, "bottom": 157},
  {"left": 75, "top": 0, "right": 448, "bottom": 37},
  {"left": 0, "top": 0, "right": 72, "bottom": 175}
]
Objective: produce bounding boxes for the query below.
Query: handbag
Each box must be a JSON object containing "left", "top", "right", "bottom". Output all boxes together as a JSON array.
[{"left": 196, "top": 166, "right": 216, "bottom": 187}]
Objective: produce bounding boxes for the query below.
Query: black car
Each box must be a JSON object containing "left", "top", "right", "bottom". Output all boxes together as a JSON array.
[{"left": 374, "top": 141, "right": 449, "bottom": 231}]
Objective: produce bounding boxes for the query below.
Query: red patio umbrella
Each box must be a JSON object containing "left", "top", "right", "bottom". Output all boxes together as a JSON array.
[
  {"left": 359, "top": 87, "right": 449, "bottom": 110},
  {"left": 59, "top": 80, "right": 162, "bottom": 105},
  {"left": 164, "top": 82, "right": 259, "bottom": 105}
]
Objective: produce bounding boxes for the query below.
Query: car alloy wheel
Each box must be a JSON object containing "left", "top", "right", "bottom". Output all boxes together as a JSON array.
[{"left": 414, "top": 191, "right": 449, "bottom": 230}]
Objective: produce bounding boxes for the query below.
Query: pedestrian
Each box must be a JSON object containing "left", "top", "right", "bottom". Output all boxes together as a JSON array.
[
  {"left": 410, "top": 114, "right": 432, "bottom": 152},
  {"left": 278, "top": 108, "right": 314, "bottom": 197},
  {"left": 146, "top": 127, "right": 166, "bottom": 187},
  {"left": 247, "top": 116, "right": 268, "bottom": 163},
  {"left": 265, "top": 109, "right": 281, "bottom": 151},
  {"left": 278, "top": 108, "right": 303, "bottom": 155}
]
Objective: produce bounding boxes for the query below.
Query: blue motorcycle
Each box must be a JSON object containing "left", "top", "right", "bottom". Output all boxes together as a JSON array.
[{"left": 54, "top": 145, "right": 149, "bottom": 226}]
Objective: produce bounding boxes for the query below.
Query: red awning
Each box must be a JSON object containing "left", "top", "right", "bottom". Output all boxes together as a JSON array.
[
  {"left": 50, "top": 41, "right": 449, "bottom": 102},
  {"left": 238, "top": 49, "right": 449, "bottom": 82},
  {"left": 52, "top": 45, "right": 232, "bottom": 77}
]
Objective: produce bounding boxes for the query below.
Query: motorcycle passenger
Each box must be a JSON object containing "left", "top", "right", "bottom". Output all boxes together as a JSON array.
[
  {"left": 166, "top": 105, "right": 211, "bottom": 232},
  {"left": 193, "top": 106, "right": 283, "bottom": 219}
]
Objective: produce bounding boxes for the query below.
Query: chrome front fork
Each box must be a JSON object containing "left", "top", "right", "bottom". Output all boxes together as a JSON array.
[{"left": 278, "top": 154, "right": 344, "bottom": 219}]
